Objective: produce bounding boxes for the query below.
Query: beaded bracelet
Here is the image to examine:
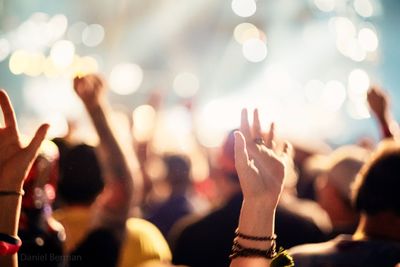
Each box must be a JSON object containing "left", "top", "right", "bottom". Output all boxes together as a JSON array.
[
  {"left": 235, "top": 228, "right": 277, "bottom": 241},
  {"left": 229, "top": 239, "right": 277, "bottom": 260}
]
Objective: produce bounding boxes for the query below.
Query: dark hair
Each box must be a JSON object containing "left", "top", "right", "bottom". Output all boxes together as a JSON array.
[
  {"left": 164, "top": 154, "right": 191, "bottom": 187},
  {"left": 58, "top": 144, "right": 104, "bottom": 205},
  {"left": 353, "top": 140, "right": 400, "bottom": 215}
]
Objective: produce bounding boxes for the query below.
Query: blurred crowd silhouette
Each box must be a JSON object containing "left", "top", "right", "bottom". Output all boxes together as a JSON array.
[{"left": 0, "top": 73, "right": 400, "bottom": 267}]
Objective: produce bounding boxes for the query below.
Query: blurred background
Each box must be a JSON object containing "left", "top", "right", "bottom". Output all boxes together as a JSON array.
[{"left": 0, "top": 0, "right": 399, "bottom": 150}]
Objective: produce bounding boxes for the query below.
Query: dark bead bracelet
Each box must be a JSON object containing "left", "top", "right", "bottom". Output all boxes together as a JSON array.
[{"left": 235, "top": 228, "right": 277, "bottom": 241}]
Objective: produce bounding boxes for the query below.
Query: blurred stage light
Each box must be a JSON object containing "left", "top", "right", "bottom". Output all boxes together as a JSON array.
[
  {"left": 347, "top": 39, "right": 366, "bottom": 62},
  {"left": 231, "top": 0, "right": 257, "bottom": 18},
  {"left": 358, "top": 28, "right": 378, "bottom": 52},
  {"left": 0, "top": 38, "right": 10, "bottom": 62},
  {"left": 48, "top": 14, "right": 68, "bottom": 42},
  {"left": 44, "top": 113, "right": 69, "bottom": 138},
  {"left": 321, "top": 80, "right": 346, "bottom": 112},
  {"left": 9, "top": 50, "right": 30, "bottom": 75},
  {"left": 348, "top": 69, "right": 370, "bottom": 100},
  {"left": 242, "top": 38, "right": 267, "bottom": 62},
  {"left": 347, "top": 99, "right": 371, "bottom": 119},
  {"left": 354, "top": 0, "right": 374, "bottom": 18},
  {"left": 82, "top": 24, "right": 105, "bottom": 47},
  {"left": 173, "top": 72, "right": 200, "bottom": 98},
  {"left": 24, "top": 52, "right": 45, "bottom": 77},
  {"left": 50, "top": 40, "right": 75, "bottom": 68},
  {"left": 233, "top": 23, "right": 259, "bottom": 44},
  {"left": 109, "top": 63, "right": 143, "bottom": 95},
  {"left": 313, "top": 0, "right": 335, "bottom": 12},
  {"left": 133, "top": 104, "right": 157, "bottom": 142},
  {"left": 68, "top": 22, "right": 87, "bottom": 44}
]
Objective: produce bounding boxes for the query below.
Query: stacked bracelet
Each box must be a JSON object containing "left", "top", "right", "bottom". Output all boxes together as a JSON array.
[
  {"left": 0, "top": 233, "right": 22, "bottom": 256},
  {"left": 229, "top": 229, "right": 277, "bottom": 260}
]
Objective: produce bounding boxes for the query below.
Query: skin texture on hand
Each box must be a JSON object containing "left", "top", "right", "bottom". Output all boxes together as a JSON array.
[
  {"left": 0, "top": 89, "right": 49, "bottom": 267},
  {"left": 0, "top": 90, "right": 49, "bottom": 191},
  {"left": 230, "top": 109, "right": 289, "bottom": 267},
  {"left": 367, "top": 86, "right": 388, "bottom": 120}
]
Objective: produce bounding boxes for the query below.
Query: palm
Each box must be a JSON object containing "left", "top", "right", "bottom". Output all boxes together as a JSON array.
[
  {"left": 0, "top": 90, "right": 48, "bottom": 191},
  {"left": 234, "top": 109, "right": 287, "bottom": 202}
]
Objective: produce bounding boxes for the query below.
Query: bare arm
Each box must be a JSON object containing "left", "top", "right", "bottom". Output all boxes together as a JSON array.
[
  {"left": 230, "top": 109, "right": 289, "bottom": 267},
  {"left": 367, "top": 86, "right": 399, "bottom": 139},
  {"left": 0, "top": 90, "right": 48, "bottom": 266},
  {"left": 73, "top": 75, "right": 133, "bottom": 235}
]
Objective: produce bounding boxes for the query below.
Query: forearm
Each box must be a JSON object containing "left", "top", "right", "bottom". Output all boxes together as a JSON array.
[
  {"left": 376, "top": 112, "right": 398, "bottom": 139},
  {"left": 86, "top": 102, "right": 132, "bottom": 184},
  {"left": 0, "top": 195, "right": 22, "bottom": 267},
  {"left": 230, "top": 199, "right": 276, "bottom": 267}
]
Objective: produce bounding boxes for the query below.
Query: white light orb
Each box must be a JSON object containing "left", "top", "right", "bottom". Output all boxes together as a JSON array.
[
  {"left": 233, "top": 23, "right": 259, "bottom": 44},
  {"left": 314, "top": 0, "right": 335, "bottom": 12},
  {"left": 348, "top": 69, "right": 370, "bottom": 100},
  {"left": 242, "top": 38, "right": 267, "bottom": 63},
  {"left": 358, "top": 28, "right": 378, "bottom": 52},
  {"left": 50, "top": 40, "right": 75, "bottom": 69},
  {"left": 231, "top": 0, "right": 257, "bottom": 18},
  {"left": 321, "top": 80, "right": 346, "bottom": 112},
  {"left": 173, "top": 72, "right": 200, "bottom": 98},
  {"left": 109, "top": 63, "right": 143, "bottom": 95},
  {"left": 132, "top": 105, "right": 157, "bottom": 142},
  {"left": 82, "top": 24, "right": 105, "bottom": 47},
  {"left": 354, "top": 0, "right": 373, "bottom": 18}
]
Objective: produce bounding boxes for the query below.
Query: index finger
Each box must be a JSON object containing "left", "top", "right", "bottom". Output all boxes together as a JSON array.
[{"left": 0, "top": 90, "right": 17, "bottom": 131}]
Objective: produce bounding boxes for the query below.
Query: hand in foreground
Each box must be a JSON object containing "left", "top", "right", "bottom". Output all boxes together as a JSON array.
[
  {"left": 0, "top": 90, "right": 49, "bottom": 191},
  {"left": 234, "top": 109, "right": 288, "bottom": 206},
  {"left": 73, "top": 74, "right": 106, "bottom": 109},
  {"left": 367, "top": 86, "right": 389, "bottom": 119}
]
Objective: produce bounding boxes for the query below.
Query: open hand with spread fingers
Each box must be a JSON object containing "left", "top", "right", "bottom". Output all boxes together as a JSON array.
[
  {"left": 234, "top": 108, "right": 288, "bottom": 207},
  {"left": 0, "top": 90, "right": 49, "bottom": 192}
]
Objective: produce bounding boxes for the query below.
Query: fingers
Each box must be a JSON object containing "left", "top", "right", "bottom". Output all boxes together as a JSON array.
[
  {"left": 252, "top": 109, "right": 262, "bottom": 138},
  {"left": 0, "top": 90, "right": 17, "bottom": 131},
  {"left": 234, "top": 131, "right": 249, "bottom": 173},
  {"left": 240, "top": 108, "right": 252, "bottom": 141},
  {"left": 25, "top": 124, "right": 50, "bottom": 159}
]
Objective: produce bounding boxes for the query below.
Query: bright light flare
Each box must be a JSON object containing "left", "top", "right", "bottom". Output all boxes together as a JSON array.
[
  {"left": 234, "top": 23, "right": 259, "bottom": 44},
  {"left": 354, "top": 0, "right": 374, "bottom": 18},
  {"left": 314, "top": 0, "right": 335, "bottom": 12},
  {"left": 348, "top": 69, "right": 370, "bottom": 101},
  {"left": 321, "top": 80, "right": 346, "bottom": 112},
  {"left": 9, "top": 50, "right": 30, "bottom": 75},
  {"left": 109, "top": 63, "right": 143, "bottom": 95}
]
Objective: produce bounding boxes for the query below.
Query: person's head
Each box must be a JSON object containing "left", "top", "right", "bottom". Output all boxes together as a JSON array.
[
  {"left": 163, "top": 154, "right": 191, "bottom": 193},
  {"left": 352, "top": 140, "right": 400, "bottom": 216},
  {"left": 58, "top": 144, "right": 104, "bottom": 206},
  {"left": 312, "top": 145, "right": 369, "bottom": 227}
]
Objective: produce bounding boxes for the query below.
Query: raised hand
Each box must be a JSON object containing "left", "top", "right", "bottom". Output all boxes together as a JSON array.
[
  {"left": 0, "top": 90, "right": 49, "bottom": 192},
  {"left": 367, "top": 86, "right": 388, "bottom": 119},
  {"left": 234, "top": 109, "right": 288, "bottom": 206},
  {"left": 73, "top": 74, "right": 106, "bottom": 109}
]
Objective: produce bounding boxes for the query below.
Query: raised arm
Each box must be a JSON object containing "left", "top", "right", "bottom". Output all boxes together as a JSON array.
[
  {"left": 230, "top": 109, "right": 292, "bottom": 267},
  {"left": 0, "top": 90, "right": 48, "bottom": 267},
  {"left": 367, "top": 86, "right": 399, "bottom": 139},
  {"left": 73, "top": 75, "right": 133, "bottom": 234}
]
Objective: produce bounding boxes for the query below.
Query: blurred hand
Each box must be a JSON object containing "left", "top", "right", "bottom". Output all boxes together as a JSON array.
[
  {"left": 234, "top": 109, "right": 288, "bottom": 205},
  {"left": 0, "top": 90, "right": 49, "bottom": 191},
  {"left": 367, "top": 86, "right": 388, "bottom": 119},
  {"left": 73, "top": 74, "right": 106, "bottom": 109}
]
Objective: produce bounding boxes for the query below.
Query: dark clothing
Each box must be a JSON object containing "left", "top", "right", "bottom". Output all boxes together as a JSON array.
[
  {"left": 290, "top": 234, "right": 400, "bottom": 267},
  {"left": 69, "top": 228, "right": 120, "bottom": 267},
  {"left": 172, "top": 193, "right": 327, "bottom": 267},
  {"left": 147, "top": 194, "right": 193, "bottom": 238}
]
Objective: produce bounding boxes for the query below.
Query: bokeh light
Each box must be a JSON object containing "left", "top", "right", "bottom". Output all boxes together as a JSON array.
[
  {"left": 348, "top": 69, "right": 370, "bottom": 101},
  {"left": 67, "top": 22, "right": 87, "bottom": 44},
  {"left": 231, "top": 0, "right": 257, "bottom": 18},
  {"left": 313, "top": 0, "right": 335, "bottom": 12},
  {"left": 0, "top": 38, "right": 11, "bottom": 62},
  {"left": 173, "top": 72, "right": 200, "bottom": 98},
  {"left": 242, "top": 38, "right": 267, "bottom": 62},
  {"left": 233, "top": 23, "right": 259, "bottom": 44},
  {"left": 9, "top": 50, "right": 30, "bottom": 75},
  {"left": 82, "top": 24, "right": 105, "bottom": 47},
  {"left": 354, "top": 0, "right": 374, "bottom": 18},
  {"left": 358, "top": 28, "right": 378, "bottom": 52},
  {"left": 50, "top": 40, "right": 75, "bottom": 69},
  {"left": 109, "top": 63, "right": 143, "bottom": 95},
  {"left": 133, "top": 105, "right": 157, "bottom": 142},
  {"left": 321, "top": 80, "right": 346, "bottom": 112}
]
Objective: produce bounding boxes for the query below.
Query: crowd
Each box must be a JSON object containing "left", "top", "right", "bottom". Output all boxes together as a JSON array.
[{"left": 0, "top": 72, "right": 399, "bottom": 267}]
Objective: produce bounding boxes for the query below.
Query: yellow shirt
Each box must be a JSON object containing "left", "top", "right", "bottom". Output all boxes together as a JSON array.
[{"left": 53, "top": 207, "right": 172, "bottom": 267}]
